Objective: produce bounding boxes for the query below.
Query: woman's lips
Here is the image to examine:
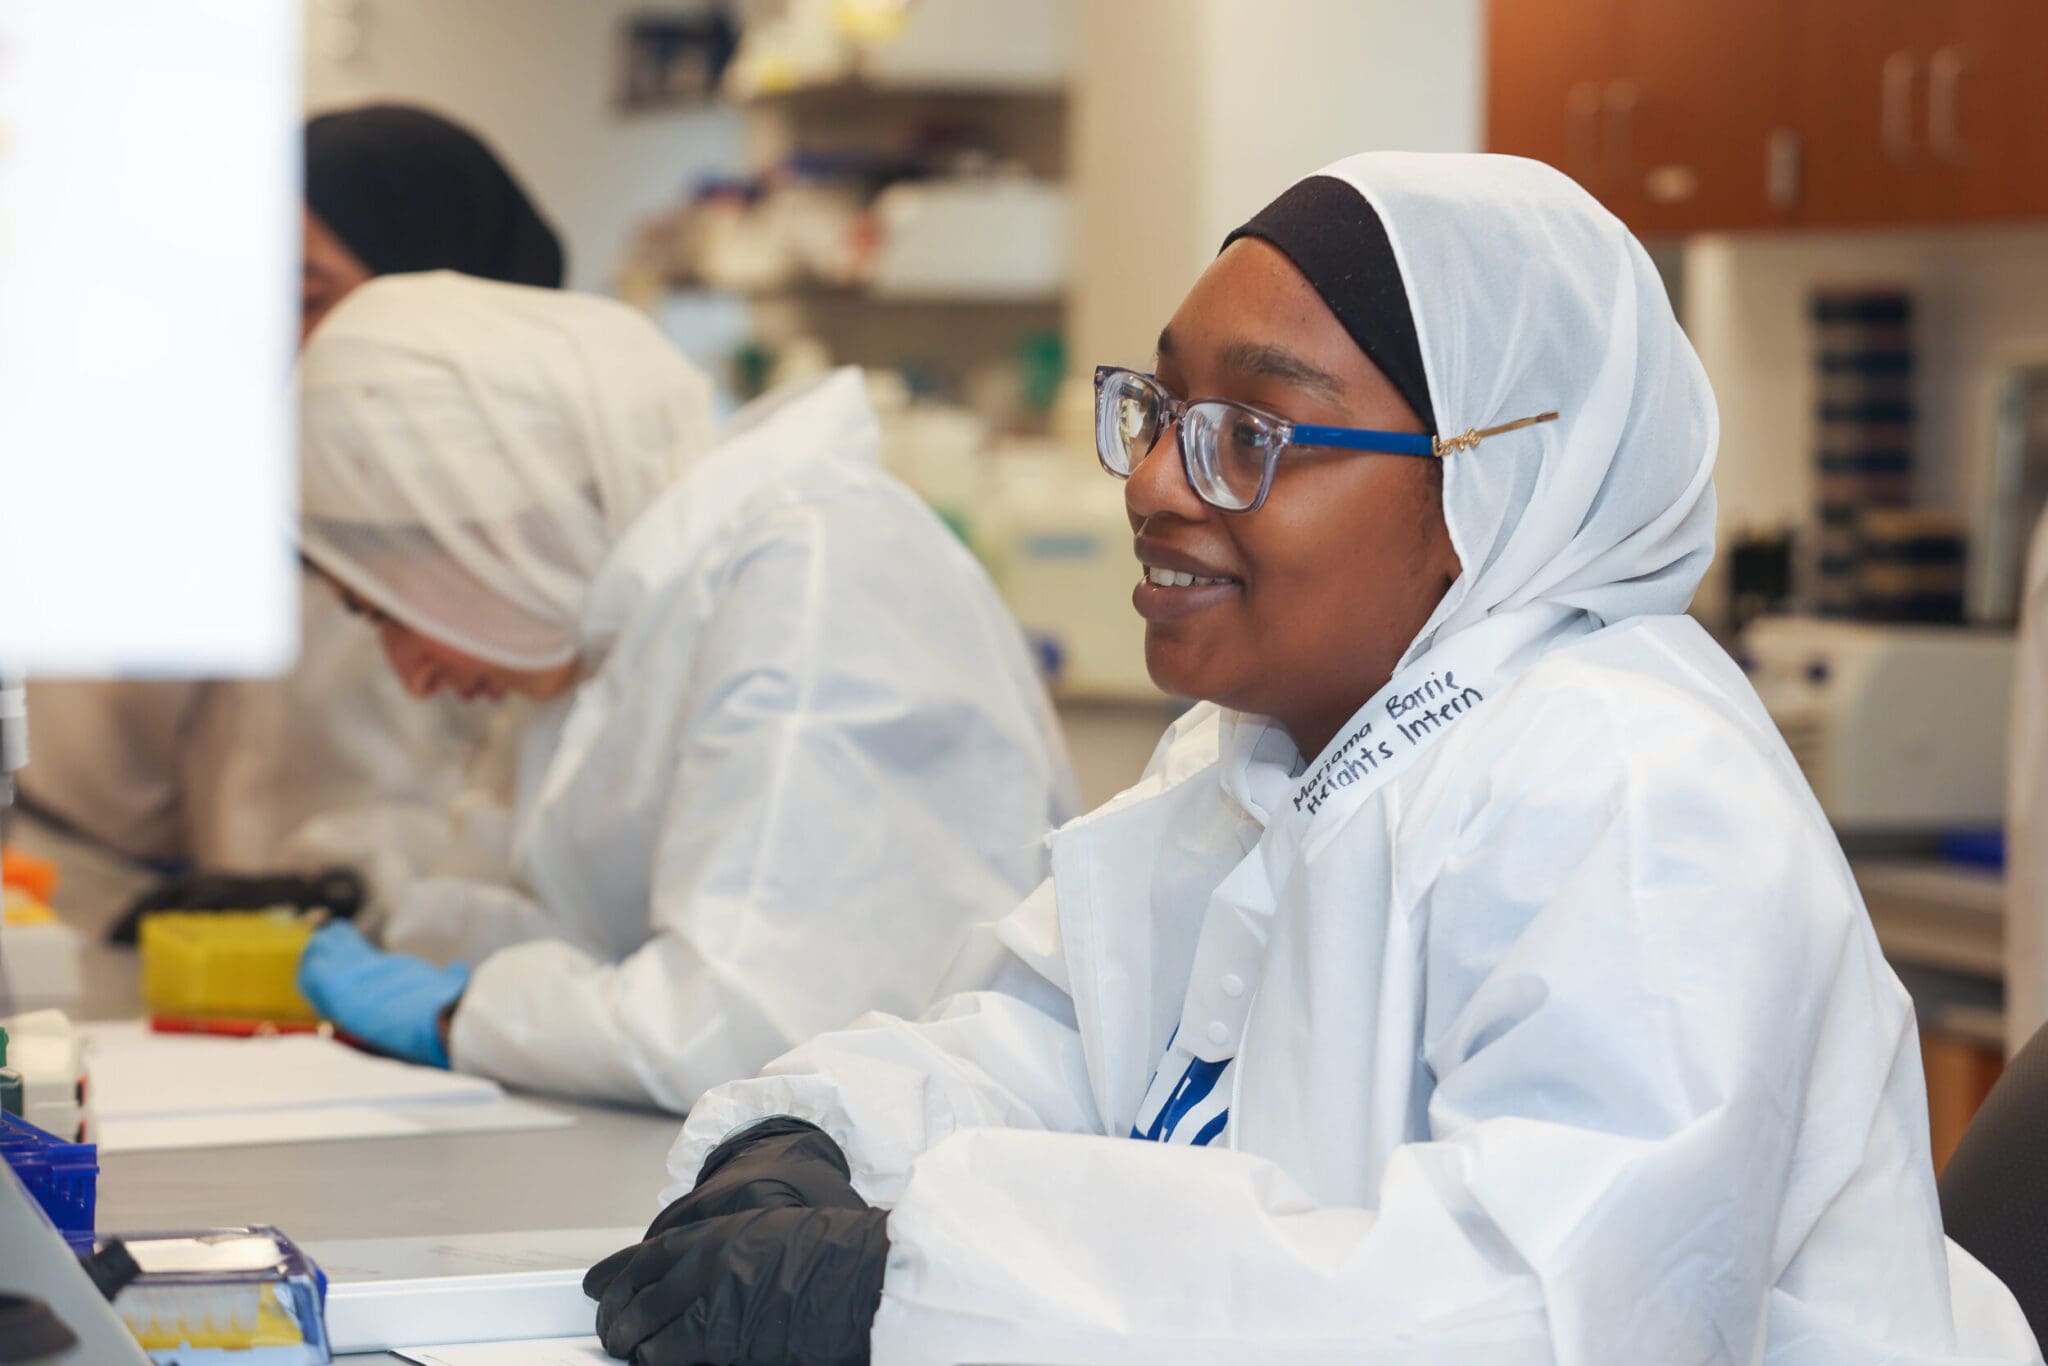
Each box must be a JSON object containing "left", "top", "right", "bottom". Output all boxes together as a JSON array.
[{"left": 1132, "top": 573, "right": 1241, "bottom": 622}]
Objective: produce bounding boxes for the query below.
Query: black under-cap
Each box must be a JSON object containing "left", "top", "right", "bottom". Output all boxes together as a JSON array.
[
  {"left": 1221, "top": 175, "right": 1436, "bottom": 434},
  {"left": 305, "top": 104, "right": 566, "bottom": 288}
]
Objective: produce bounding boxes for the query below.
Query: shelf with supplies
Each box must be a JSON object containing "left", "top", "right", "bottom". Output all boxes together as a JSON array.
[
  {"left": 721, "top": 0, "right": 1072, "bottom": 110},
  {"left": 664, "top": 279, "right": 1065, "bottom": 308},
  {"left": 623, "top": 1, "right": 1074, "bottom": 421},
  {"left": 736, "top": 77, "right": 1066, "bottom": 109}
]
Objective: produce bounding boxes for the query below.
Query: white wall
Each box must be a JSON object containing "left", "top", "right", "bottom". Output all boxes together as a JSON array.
[
  {"left": 303, "top": 0, "right": 743, "bottom": 295},
  {"left": 1684, "top": 227, "right": 2048, "bottom": 621},
  {"left": 1071, "top": 0, "right": 1484, "bottom": 370},
  {"left": 1192, "top": 0, "right": 1483, "bottom": 254}
]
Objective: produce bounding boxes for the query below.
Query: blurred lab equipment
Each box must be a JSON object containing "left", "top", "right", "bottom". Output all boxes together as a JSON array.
[
  {"left": 1810, "top": 289, "right": 1918, "bottom": 619},
  {"left": 0, "top": 1014, "right": 90, "bottom": 1144},
  {"left": 1857, "top": 508, "right": 1968, "bottom": 624},
  {"left": 98, "top": 1226, "right": 332, "bottom": 1364},
  {"left": 0, "top": 1140, "right": 142, "bottom": 1365},
  {"left": 0, "top": 675, "right": 29, "bottom": 1015},
  {"left": 1740, "top": 615, "right": 2013, "bottom": 834},
  {"left": 0, "top": 676, "right": 22, "bottom": 857},
  {"left": 722, "top": 0, "right": 1070, "bottom": 97},
  {"left": 645, "top": 159, "right": 1065, "bottom": 303},
  {"left": 0, "top": 1053, "right": 96, "bottom": 1254},
  {"left": 1975, "top": 358, "right": 2048, "bottom": 623},
  {"left": 0, "top": 685, "right": 82, "bottom": 1031},
  {"left": 978, "top": 442, "right": 1152, "bottom": 699},
  {"left": 0, "top": 1110, "right": 95, "bottom": 1257},
  {"left": 107, "top": 868, "right": 363, "bottom": 947},
  {"left": 1726, "top": 529, "right": 1796, "bottom": 637},
  {"left": 868, "top": 177, "right": 1068, "bottom": 299},
  {"left": 617, "top": 10, "right": 740, "bottom": 110},
  {"left": 964, "top": 377, "right": 1155, "bottom": 699},
  {"left": 312, "top": 1227, "right": 637, "bottom": 1355}
]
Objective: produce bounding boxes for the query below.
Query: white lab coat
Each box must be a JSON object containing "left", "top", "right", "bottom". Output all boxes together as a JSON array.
[
  {"left": 2007, "top": 508, "right": 2048, "bottom": 1053},
  {"left": 394, "top": 371, "right": 1077, "bottom": 1111},
  {"left": 666, "top": 151, "right": 2039, "bottom": 1363},
  {"left": 670, "top": 613, "right": 2038, "bottom": 1364}
]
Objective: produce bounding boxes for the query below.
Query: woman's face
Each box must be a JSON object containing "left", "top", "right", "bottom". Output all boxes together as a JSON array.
[
  {"left": 301, "top": 209, "right": 373, "bottom": 345},
  {"left": 331, "top": 583, "right": 577, "bottom": 704},
  {"left": 1127, "top": 237, "right": 1461, "bottom": 758}
]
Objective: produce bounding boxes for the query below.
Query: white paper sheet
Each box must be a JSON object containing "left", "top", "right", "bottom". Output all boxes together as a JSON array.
[
  {"left": 78, "top": 1021, "right": 570, "bottom": 1153},
  {"left": 394, "top": 1338, "right": 607, "bottom": 1365},
  {"left": 82, "top": 1020, "right": 500, "bottom": 1119},
  {"left": 94, "top": 1095, "right": 573, "bottom": 1154}
]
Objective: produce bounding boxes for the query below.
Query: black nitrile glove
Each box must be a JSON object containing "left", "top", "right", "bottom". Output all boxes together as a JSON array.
[
  {"left": 588, "top": 1206, "right": 889, "bottom": 1366},
  {"left": 108, "top": 866, "right": 364, "bottom": 944},
  {"left": 646, "top": 1118, "right": 865, "bottom": 1237}
]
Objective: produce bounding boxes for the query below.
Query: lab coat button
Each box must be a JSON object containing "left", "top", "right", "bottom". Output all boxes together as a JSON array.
[
  {"left": 1220, "top": 973, "right": 1246, "bottom": 998},
  {"left": 1206, "top": 1021, "right": 1231, "bottom": 1046}
]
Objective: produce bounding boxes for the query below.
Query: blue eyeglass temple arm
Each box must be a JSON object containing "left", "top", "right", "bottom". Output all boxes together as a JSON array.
[
  {"left": 1293, "top": 410, "right": 1561, "bottom": 459},
  {"left": 1290, "top": 424, "right": 1436, "bottom": 458}
]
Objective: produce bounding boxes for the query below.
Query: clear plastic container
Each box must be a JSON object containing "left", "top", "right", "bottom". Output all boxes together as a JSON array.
[{"left": 105, "top": 1226, "right": 331, "bottom": 1363}]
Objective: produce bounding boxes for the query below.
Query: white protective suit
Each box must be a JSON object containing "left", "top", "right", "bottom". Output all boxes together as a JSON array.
[
  {"left": 2006, "top": 509, "right": 2048, "bottom": 1053},
  {"left": 299, "top": 272, "right": 1076, "bottom": 1111},
  {"left": 667, "top": 155, "right": 2041, "bottom": 1364}
]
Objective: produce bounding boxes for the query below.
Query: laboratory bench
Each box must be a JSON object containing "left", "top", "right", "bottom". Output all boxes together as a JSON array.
[{"left": 15, "top": 812, "right": 678, "bottom": 1361}]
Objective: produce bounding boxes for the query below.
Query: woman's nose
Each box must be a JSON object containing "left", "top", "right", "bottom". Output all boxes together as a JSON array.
[
  {"left": 379, "top": 627, "right": 441, "bottom": 698},
  {"left": 1124, "top": 422, "right": 1209, "bottom": 528}
]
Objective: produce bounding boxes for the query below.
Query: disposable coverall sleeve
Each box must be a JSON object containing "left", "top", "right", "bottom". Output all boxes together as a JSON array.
[
  {"left": 857, "top": 675, "right": 1975, "bottom": 1365},
  {"left": 664, "top": 874, "right": 1102, "bottom": 1206},
  {"left": 449, "top": 496, "right": 1062, "bottom": 1111}
]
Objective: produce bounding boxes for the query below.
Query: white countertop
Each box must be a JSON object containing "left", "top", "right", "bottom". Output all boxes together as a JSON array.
[{"left": 12, "top": 812, "right": 680, "bottom": 1361}]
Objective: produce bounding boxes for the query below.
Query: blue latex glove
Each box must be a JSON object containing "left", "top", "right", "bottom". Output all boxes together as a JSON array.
[{"left": 297, "top": 922, "right": 470, "bottom": 1068}]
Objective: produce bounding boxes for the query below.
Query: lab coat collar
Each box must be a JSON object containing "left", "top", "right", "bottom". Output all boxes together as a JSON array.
[{"left": 1049, "top": 601, "right": 1592, "bottom": 1127}]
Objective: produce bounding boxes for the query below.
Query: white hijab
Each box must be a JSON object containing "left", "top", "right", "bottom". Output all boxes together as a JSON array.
[
  {"left": 1320, "top": 152, "right": 1720, "bottom": 671},
  {"left": 298, "top": 271, "right": 717, "bottom": 669}
]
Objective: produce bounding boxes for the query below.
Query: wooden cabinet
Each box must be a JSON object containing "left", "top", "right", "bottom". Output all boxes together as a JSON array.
[
  {"left": 1918, "top": 0, "right": 2048, "bottom": 223},
  {"left": 1608, "top": 0, "right": 1798, "bottom": 235},
  {"left": 1793, "top": 0, "right": 2048, "bottom": 226},
  {"left": 1487, "top": 0, "right": 2048, "bottom": 235},
  {"left": 1485, "top": 0, "right": 1621, "bottom": 199},
  {"left": 1783, "top": 0, "right": 1915, "bottom": 227},
  {"left": 1489, "top": 0, "right": 1796, "bottom": 231}
]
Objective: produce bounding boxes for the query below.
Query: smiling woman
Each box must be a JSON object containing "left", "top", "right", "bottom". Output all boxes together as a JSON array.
[{"left": 613, "top": 153, "right": 2039, "bottom": 1366}]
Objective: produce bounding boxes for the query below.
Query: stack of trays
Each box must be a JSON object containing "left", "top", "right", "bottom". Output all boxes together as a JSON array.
[{"left": 1811, "top": 289, "right": 1915, "bottom": 617}]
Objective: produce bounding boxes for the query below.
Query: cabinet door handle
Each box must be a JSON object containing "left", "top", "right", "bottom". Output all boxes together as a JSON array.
[
  {"left": 1929, "top": 45, "right": 1974, "bottom": 166},
  {"left": 1767, "top": 128, "right": 1802, "bottom": 212},
  {"left": 1567, "top": 81, "right": 1602, "bottom": 184},
  {"left": 1603, "top": 79, "right": 1639, "bottom": 186},
  {"left": 1882, "top": 49, "right": 1918, "bottom": 168}
]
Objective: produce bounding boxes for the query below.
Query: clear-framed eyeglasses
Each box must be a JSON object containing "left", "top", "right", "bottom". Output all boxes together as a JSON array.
[{"left": 1093, "top": 364, "right": 1559, "bottom": 514}]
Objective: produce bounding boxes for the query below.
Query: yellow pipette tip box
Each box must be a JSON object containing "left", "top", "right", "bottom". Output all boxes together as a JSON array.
[{"left": 139, "top": 911, "right": 318, "bottom": 1023}]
